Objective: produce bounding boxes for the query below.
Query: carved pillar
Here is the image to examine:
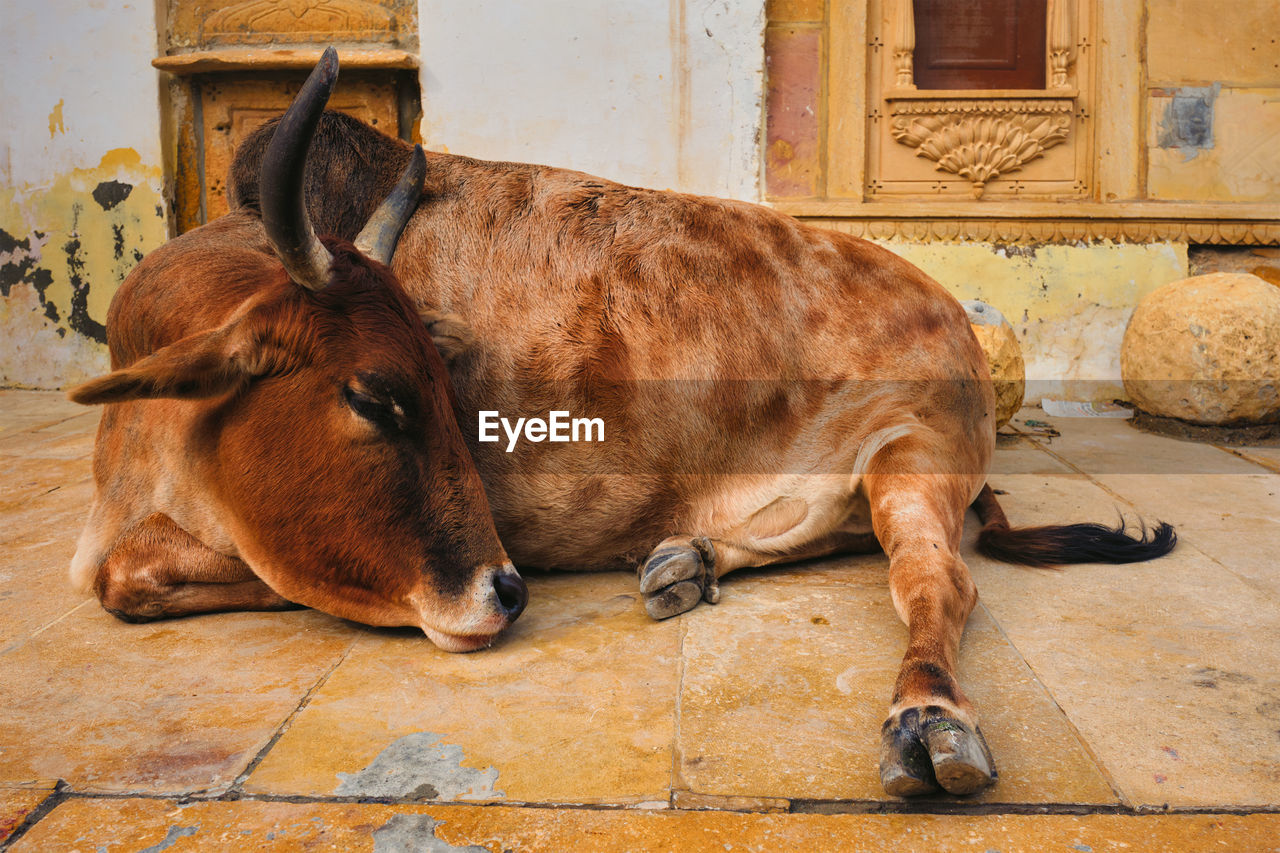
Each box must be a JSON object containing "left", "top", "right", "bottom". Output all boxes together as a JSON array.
[
  {"left": 892, "top": 0, "right": 916, "bottom": 89},
  {"left": 156, "top": 0, "right": 420, "bottom": 233},
  {"left": 1049, "top": 0, "right": 1075, "bottom": 89}
]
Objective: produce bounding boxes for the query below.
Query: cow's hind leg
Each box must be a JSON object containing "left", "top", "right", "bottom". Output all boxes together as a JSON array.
[
  {"left": 93, "top": 513, "right": 297, "bottom": 622},
  {"left": 865, "top": 441, "right": 995, "bottom": 797}
]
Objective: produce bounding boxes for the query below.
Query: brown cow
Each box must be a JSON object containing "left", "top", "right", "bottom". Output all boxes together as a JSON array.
[
  {"left": 235, "top": 53, "right": 1174, "bottom": 797},
  {"left": 68, "top": 49, "right": 527, "bottom": 653}
]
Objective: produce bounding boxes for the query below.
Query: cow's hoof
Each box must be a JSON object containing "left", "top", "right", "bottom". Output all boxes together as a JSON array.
[
  {"left": 639, "top": 539, "right": 719, "bottom": 620},
  {"left": 879, "top": 705, "right": 996, "bottom": 797},
  {"left": 644, "top": 580, "right": 703, "bottom": 620},
  {"left": 640, "top": 546, "right": 702, "bottom": 594}
]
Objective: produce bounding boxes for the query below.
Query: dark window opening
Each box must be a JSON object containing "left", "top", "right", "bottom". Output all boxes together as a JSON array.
[{"left": 912, "top": 0, "right": 1047, "bottom": 90}]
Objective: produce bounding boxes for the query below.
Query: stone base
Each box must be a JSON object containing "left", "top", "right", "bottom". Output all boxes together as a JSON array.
[{"left": 1129, "top": 408, "right": 1280, "bottom": 447}]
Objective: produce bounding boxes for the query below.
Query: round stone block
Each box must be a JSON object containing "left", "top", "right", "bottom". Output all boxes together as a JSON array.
[
  {"left": 1122, "top": 272, "right": 1280, "bottom": 425},
  {"left": 962, "top": 300, "right": 1025, "bottom": 430}
]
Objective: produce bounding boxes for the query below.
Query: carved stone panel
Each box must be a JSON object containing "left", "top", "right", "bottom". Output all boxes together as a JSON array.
[
  {"left": 165, "top": 0, "right": 418, "bottom": 50},
  {"left": 886, "top": 95, "right": 1075, "bottom": 197},
  {"left": 190, "top": 73, "right": 401, "bottom": 228}
]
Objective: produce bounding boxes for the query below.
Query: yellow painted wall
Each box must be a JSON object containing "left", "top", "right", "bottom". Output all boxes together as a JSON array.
[
  {"left": 1, "top": 151, "right": 167, "bottom": 387},
  {"left": 877, "top": 240, "right": 1189, "bottom": 403}
]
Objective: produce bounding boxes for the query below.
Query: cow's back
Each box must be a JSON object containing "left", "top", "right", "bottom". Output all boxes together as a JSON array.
[{"left": 389, "top": 156, "right": 992, "bottom": 567}]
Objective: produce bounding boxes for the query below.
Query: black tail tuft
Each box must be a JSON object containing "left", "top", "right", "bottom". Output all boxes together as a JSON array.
[{"left": 977, "top": 518, "right": 1177, "bottom": 568}]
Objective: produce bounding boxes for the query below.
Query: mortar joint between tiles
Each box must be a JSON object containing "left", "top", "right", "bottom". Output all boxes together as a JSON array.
[
  {"left": 225, "top": 635, "right": 361, "bottom": 796},
  {"left": 669, "top": 618, "right": 690, "bottom": 803},
  {"left": 0, "top": 779, "right": 70, "bottom": 852}
]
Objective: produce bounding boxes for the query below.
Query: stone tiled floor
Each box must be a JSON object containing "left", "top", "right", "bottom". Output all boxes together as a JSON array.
[{"left": 2, "top": 388, "right": 1279, "bottom": 851}]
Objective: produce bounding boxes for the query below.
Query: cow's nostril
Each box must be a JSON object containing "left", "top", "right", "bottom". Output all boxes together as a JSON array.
[{"left": 493, "top": 571, "right": 528, "bottom": 620}]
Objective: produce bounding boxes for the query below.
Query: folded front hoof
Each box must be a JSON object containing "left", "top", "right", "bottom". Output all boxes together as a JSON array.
[
  {"left": 639, "top": 547, "right": 703, "bottom": 594},
  {"left": 644, "top": 580, "right": 703, "bottom": 620},
  {"left": 639, "top": 539, "right": 720, "bottom": 620},
  {"left": 879, "top": 706, "right": 996, "bottom": 797}
]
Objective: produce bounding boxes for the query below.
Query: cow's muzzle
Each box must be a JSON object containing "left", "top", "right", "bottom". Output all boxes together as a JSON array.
[{"left": 417, "top": 563, "right": 528, "bottom": 652}]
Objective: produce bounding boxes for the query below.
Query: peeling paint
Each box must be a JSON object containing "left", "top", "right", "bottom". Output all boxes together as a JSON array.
[
  {"left": 876, "top": 240, "right": 1189, "bottom": 403},
  {"left": 335, "top": 733, "right": 503, "bottom": 801},
  {"left": 1, "top": 148, "right": 165, "bottom": 387},
  {"left": 47, "top": 99, "right": 64, "bottom": 139},
  {"left": 1157, "top": 84, "right": 1220, "bottom": 158},
  {"left": 372, "top": 814, "right": 488, "bottom": 853},
  {"left": 92, "top": 180, "right": 133, "bottom": 211}
]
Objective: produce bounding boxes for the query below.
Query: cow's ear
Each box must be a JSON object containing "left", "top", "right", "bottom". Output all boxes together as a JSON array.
[
  {"left": 419, "top": 309, "right": 474, "bottom": 365},
  {"left": 68, "top": 316, "right": 269, "bottom": 405}
]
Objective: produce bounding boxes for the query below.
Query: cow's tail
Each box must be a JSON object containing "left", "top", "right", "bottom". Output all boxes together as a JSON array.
[{"left": 972, "top": 484, "right": 1176, "bottom": 568}]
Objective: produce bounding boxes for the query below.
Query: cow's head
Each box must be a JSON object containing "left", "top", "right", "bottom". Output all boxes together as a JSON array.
[{"left": 70, "top": 49, "right": 525, "bottom": 651}]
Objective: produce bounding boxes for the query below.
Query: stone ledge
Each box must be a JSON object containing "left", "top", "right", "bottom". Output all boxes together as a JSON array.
[{"left": 153, "top": 48, "right": 418, "bottom": 75}]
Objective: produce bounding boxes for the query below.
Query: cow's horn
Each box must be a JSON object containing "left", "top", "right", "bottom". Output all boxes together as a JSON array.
[
  {"left": 260, "top": 46, "right": 337, "bottom": 292},
  {"left": 353, "top": 144, "right": 426, "bottom": 264}
]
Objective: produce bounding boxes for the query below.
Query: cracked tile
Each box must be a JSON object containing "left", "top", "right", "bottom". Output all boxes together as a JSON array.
[
  {"left": 0, "top": 606, "right": 355, "bottom": 794},
  {"left": 243, "top": 572, "right": 681, "bottom": 806},
  {"left": 676, "top": 557, "right": 1115, "bottom": 805}
]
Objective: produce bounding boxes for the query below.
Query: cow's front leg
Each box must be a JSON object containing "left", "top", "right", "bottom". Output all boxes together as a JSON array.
[
  {"left": 867, "top": 460, "right": 996, "bottom": 797},
  {"left": 638, "top": 535, "right": 720, "bottom": 619},
  {"left": 93, "top": 513, "right": 298, "bottom": 622}
]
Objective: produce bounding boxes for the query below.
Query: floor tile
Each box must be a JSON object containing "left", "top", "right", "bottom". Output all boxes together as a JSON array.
[
  {"left": 676, "top": 560, "right": 1115, "bottom": 805},
  {"left": 0, "top": 783, "right": 56, "bottom": 845},
  {"left": 0, "top": 475, "right": 96, "bottom": 554},
  {"left": 0, "top": 411, "right": 98, "bottom": 459},
  {"left": 1017, "top": 415, "right": 1259, "bottom": 476},
  {"left": 0, "top": 528, "right": 90, "bottom": 649},
  {"left": 969, "top": 472, "right": 1280, "bottom": 808},
  {"left": 0, "top": 606, "right": 356, "bottom": 795},
  {"left": 0, "top": 454, "right": 93, "bottom": 521},
  {"left": 1221, "top": 444, "right": 1280, "bottom": 474},
  {"left": 244, "top": 572, "right": 681, "bottom": 806},
  {"left": 13, "top": 798, "right": 1280, "bottom": 853},
  {"left": 0, "top": 391, "right": 87, "bottom": 439},
  {"left": 1093, "top": 472, "right": 1280, "bottom": 601},
  {"left": 989, "top": 435, "right": 1075, "bottom": 476}
]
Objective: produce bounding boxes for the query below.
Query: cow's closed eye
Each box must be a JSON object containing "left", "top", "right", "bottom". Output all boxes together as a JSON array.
[{"left": 344, "top": 385, "right": 407, "bottom": 431}]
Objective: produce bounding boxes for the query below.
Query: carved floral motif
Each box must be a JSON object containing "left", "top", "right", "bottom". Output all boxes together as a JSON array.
[{"left": 887, "top": 98, "right": 1075, "bottom": 197}]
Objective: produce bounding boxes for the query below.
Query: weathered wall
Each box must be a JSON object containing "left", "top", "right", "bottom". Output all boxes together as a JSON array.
[
  {"left": 875, "top": 241, "right": 1188, "bottom": 404},
  {"left": 3, "top": 1, "right": 1272, "bottom": 398},
  {"left": 417, "top": 0, "right": 765, "bottom": 200},
  {"left": 1145, "top": 0, "right": 1280, "bottom": 202},
  {"left": 0, "top": 0, "right": 168, "bottom": 389}
]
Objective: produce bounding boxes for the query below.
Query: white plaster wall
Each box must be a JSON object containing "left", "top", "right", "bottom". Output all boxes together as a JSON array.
[
  {"left": 0, "top": 0, "right": 162, "bottom": 189},
  {"left": 418, "top": 0, "right": 765, "bottom": 200},
  {"left": 1, "top": 0, "right": 166, "bottom": 388}
]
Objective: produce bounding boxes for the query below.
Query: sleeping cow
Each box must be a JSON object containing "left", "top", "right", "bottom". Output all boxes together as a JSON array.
[
  {"left": 87, "top": 50, "right": 1174, "bottom": 798},
  {"left": 69, "top": 50, "right": 527, "bottom": 653}
]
